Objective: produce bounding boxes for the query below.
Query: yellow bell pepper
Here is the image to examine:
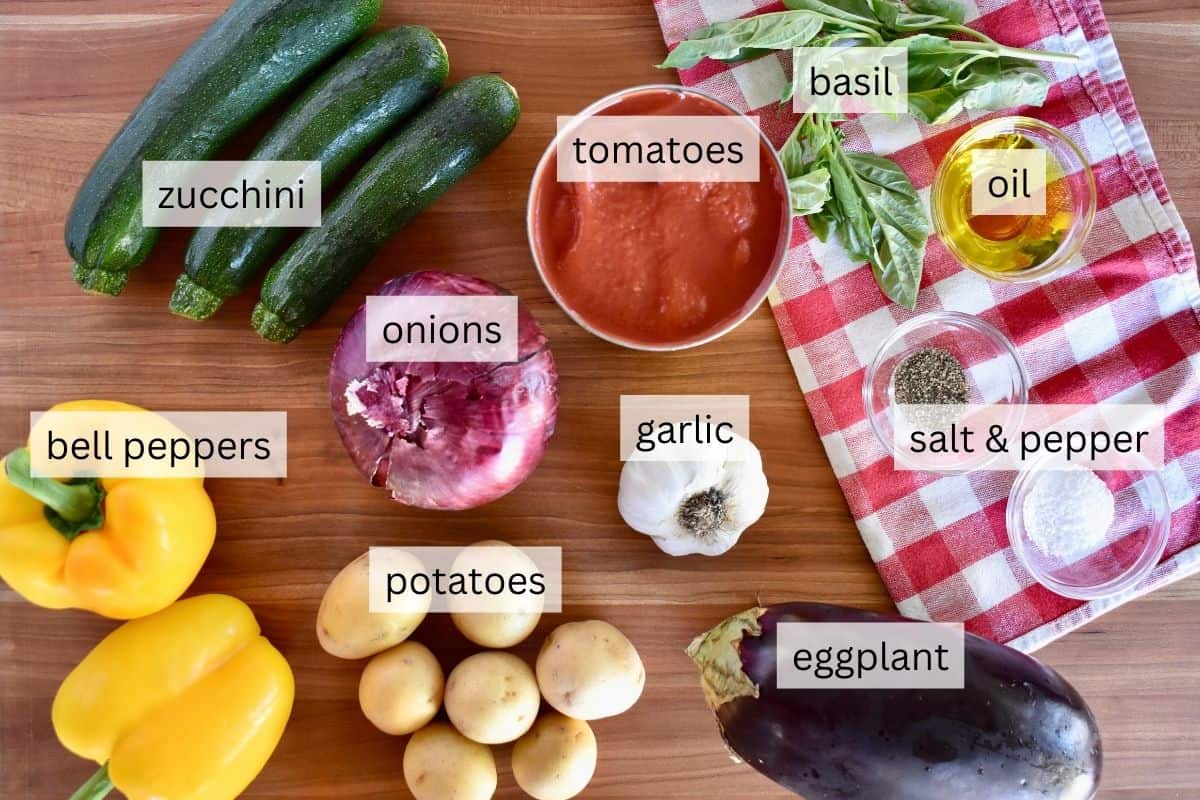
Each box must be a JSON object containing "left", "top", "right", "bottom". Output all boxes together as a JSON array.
[
  {"left": 54, "top": 594, "right": 296, "bottom": 800},
  {"left": 0, "top": 399, "right": 215, "bottom": 619}
]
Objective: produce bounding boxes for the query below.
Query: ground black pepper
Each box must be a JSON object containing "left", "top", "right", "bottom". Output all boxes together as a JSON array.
[{"left": 893, "top": 347, "right": 968, "bottom": 405}]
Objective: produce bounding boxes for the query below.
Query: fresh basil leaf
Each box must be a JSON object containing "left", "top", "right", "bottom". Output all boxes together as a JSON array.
[
  {"left": 901, "top": 36, "right": 1050, "bottom": 123},
  {"left": 779, "top": 130, "right": 806, "bottom": 176},
  {"left": 716, "top": 47, "right": 773, "bottom": 64},
  {"left": 903, "top": 35, "right": 979, "bottom": 90},
  {"left": 826, "top": 152, "right": 875, "bottom": 263},
  {"left": 846, "top": 153, "right": 931, "bottom": 245},
  {"left": 788, "top": 167, "right": 832, "bottom": 215},
  {"left": 872, "top": 214, "right": 926, "bottom": 308},
  {"left": 889, "top": 10, "right": 956, "bottom": 31},
  {"left": 807, "top": 207, "right": 838, "bottom": 242},
  {"left": 902, "top": 33, "right": 966, "bottom": 79},
  {"left": 868, "top": 0, "right": 912, "bottom": 27},
  {"left": 780, "top": 115, "right": 833, "bottom": 177},
  {"left": 843, "top": 152, "right": 928, "bottom": 307},
  {"left": 784, "top": 0, "right": 881, "bottom": 26},
  {"left": 907, "top": 55, "right": 1049, "bottom": 123},
  {"left": 908, "top": 0, "right": 966, "bottom": 25},
  {"left": 658, "top": 11, "right": 824, "bottom": 69},
  {"left": 952, "top": 60, "right": 1049, "bottom": 114},
  {"left": 871, "top": 0, "right": 958, "bottom": 32},
  {"left": 786, "top": 116, "right": 848, "bottom": 243},
  {"left": 808, "top": 114, "right": 845, "bottom": 158}
]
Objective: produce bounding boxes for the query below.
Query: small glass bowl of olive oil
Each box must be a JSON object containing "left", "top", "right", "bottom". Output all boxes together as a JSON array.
[{"left": 932, "top": 117, "right": 1096, "bottom": 282}]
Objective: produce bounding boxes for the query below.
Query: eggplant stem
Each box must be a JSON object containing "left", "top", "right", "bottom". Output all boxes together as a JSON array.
[{"left": 687, "top": 607, "right": 765, "bottom": 710}]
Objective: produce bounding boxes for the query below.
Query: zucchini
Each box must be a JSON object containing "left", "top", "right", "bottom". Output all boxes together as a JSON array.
[
  {"left": 171, "top": 27, "right": 449, "bottom": 320},
  {"left": 66, "top": 0, "right": 382, "bottom": 297},
  {"left": 252, "top": 75, "right": 521, "bottom": 343}
]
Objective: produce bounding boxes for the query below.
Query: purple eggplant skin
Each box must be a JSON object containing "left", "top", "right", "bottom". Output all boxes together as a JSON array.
[{"left": 689, "top": 603, "right": 1101, "bottom": 800}]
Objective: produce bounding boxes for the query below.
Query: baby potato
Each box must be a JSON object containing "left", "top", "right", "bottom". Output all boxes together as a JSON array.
[
  {"left": 358, "top": 641, "right": 444, "bottom": 735},
  {"left": 403, "top": 722, "right": 497, "bottom": 800},
  {"left": 536, "top": 620, "right": 644, "bottom": 720},
  {"left": 450, "top": 540, "right": 544, "bottom": 648},
  {"left": 445, "top": 651, "right": 541, "bottom": 744},
  {"left": 512, "top": 713, "right": 597, "bottom": 800},
  {"left": 317, "top": 550, "right": 430, "bottom": 659}
]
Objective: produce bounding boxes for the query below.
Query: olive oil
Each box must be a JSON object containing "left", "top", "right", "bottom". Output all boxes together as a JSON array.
[{"left": 934, "top": 133, "right": 1074, "bottom": 275}]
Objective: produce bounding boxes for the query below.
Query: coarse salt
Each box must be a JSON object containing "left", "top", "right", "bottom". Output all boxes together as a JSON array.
[{"left": 1022, "top": 465, "right": 1115, "bottom": 561}]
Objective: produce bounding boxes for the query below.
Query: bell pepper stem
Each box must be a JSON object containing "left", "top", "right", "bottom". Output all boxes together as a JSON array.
[
  {"left": 4, "top": 448, "right": 104, "bottom": 538},
  {"left": 68, "top": 763, "right": 114, "bottom": 800}
]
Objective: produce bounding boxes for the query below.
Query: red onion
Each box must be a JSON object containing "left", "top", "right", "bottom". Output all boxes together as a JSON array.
[{"left": 330, "top": 271, "right": 558, "bottom": 510}]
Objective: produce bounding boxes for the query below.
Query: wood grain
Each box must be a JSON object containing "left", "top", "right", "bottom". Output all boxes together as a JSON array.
[{"left": 0, "top": 1, "right": 1196, "bottom": 798}]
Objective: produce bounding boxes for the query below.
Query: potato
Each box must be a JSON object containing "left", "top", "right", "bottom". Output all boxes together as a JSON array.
[
  {"left": 402, "top": 722, "right": 496, "bottom": 800},
  {"left": 445, "top": 651, "right": 541, "bottom": 744},
  {"left": 536, "top": 620, "right": 644, "bottom": 720},
  {"left": 512, "top": 713, "right": 597, "bottom": 800},
  {"left": 450, "top": 540, "right": 544, "bottom": 648},
  {"left": 316, "top": 551, "right": 430, "bottom": 659},
  {"left": 358, "top": 641, "right": 444, "bottom": 735}
]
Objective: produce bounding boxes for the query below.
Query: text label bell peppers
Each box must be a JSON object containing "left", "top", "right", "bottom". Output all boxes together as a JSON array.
[
  {"left": 54, "top": 594, "right": 296, "bottom": 800},
  {"left": 0, "top": 400, "right": 215, "bottom": 619}
]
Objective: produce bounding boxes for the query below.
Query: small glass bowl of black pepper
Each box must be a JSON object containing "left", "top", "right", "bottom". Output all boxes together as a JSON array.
[{"left": 863, "top": 311, "right": 1029, "bottom": 471}]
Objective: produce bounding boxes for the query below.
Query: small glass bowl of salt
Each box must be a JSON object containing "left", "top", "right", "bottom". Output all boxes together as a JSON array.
[{"left": 1007, "top": 458, "right": 1171, "bottom": 600}]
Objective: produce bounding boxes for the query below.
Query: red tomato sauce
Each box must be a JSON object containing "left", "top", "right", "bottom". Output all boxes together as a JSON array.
[{"left": 529, "top": 88, "right": 789, "bottom": 347}]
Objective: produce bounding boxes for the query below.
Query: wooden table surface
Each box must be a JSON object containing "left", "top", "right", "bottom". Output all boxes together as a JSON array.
[{"left": 1, "top": 1, "right": 1197, "bottom": 798}]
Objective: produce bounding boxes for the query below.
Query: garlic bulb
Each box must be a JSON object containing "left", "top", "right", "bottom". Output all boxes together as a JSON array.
[{"left": 617, "top": 434, "right": 768, "bottom": 556}]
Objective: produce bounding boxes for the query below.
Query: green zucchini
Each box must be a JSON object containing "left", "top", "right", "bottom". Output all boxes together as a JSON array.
[
  {"left": 252, "top": 75, "right": 521, "bottom": 343},
  {"left": 66, "top": 0, "right": 382, "bottom": 297},
  {"left": 171, "top": 27, "right": 449, "bottom": 320}
]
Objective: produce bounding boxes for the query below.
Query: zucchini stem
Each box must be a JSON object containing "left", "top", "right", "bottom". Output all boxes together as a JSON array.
[
  {"left": 72, "top": 264, "right": 129, "bottom": 296},
  {"left": 251, "top": 303, "right": 301, "bottom": 344}
]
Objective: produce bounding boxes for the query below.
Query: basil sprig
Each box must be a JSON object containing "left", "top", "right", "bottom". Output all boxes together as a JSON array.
[
  {"left": 658, "top": 0, "right": 1077, "bottom": 309},
  {"left": 660, "top": 11, "right": 826, "bottom": 69},
  {"left": 783, "top": 114, "right": 929, "bottom": 307}
]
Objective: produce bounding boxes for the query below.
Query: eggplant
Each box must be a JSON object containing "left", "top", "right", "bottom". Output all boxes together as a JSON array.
[{"left": 688, "top": 603, "right": 1101, "bottom": 800}]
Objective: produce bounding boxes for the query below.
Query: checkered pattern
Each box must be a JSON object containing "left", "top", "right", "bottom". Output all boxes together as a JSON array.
[{"left": 653, "top": 0, "right": 1200, "bottom": 651}]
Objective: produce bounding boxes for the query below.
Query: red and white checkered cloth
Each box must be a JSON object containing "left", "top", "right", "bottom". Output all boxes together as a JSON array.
[{"left": 653, "top": 0, "right": 1200, "bottom": 651}]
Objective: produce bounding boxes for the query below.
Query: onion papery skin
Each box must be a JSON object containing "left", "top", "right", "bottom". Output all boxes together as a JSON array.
[{"left": 330, "top": 271, "right": 558, "bottom": 510}]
